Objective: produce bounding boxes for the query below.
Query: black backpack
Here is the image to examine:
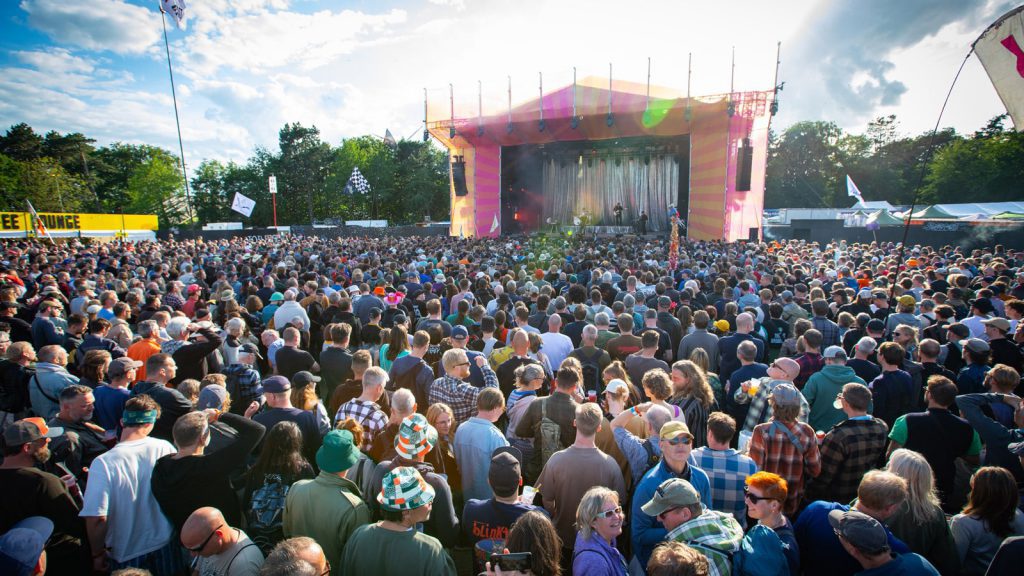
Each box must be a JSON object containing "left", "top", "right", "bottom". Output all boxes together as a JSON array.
[
  {"left": 247, "top": 474, "right": 291, "bottom": 554},
  {"left": 578, "top": 348, "right": 603, "bottom": 393},
  {"left": 640, "top": 439, "right": 661, "bottom": 478}
]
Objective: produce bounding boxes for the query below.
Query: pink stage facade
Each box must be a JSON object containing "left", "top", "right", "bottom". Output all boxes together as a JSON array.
[{"left": 427, "top": 79, "right": 773, "bottom": 242}]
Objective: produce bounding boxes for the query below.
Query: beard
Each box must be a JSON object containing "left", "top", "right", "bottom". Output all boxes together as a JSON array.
[{"left": 33, "top": 446, "right": 51, "bottom": 464}]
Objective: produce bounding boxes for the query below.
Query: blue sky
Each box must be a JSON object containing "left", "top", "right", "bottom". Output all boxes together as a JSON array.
[{"left": 0, "top": 0, "right": 1015, "bottom": 171}]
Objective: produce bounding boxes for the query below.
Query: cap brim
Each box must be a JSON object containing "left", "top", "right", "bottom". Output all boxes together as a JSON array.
[
  {"left": 12, "top": 516, "right": 54, "bottom": 543},
  {"left": 43, "top": 426, "right": 64, "bottom": 439},
  {"left": 640, "top": 498, "right": 671, "bottom": 517}
]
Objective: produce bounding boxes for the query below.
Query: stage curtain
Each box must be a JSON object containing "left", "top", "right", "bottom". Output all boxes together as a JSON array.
[{"left": 542, "top": 154, "right": 678, "bottom": 231}]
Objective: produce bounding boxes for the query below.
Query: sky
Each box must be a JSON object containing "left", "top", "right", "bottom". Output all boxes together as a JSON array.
[{"left": 0, "top": 0, "right": 1016, "bottom": 171}]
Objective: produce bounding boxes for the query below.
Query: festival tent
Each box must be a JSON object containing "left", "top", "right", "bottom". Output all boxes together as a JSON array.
[
  {"left": 851, "top": 200, "right": 895, "bottom": 210},
  {"left": 992, "top": 212, "right": 1024, "bottom": 220},
  {"left": 932, "top": 202, "right": 1024, "bottom": 217},
  {"left": 911, "top": 205, "right": 956, "bottom": 219},
  {"left": 865, "top": 209, "right": 905, "bottom": 227}
]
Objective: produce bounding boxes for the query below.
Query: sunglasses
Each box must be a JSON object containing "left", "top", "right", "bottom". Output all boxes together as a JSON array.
[
  {"left": 744, "top": 487, "right": 778, "bottom": 504},
  {"left": 595, "top": 506, "right": 623, "bottom": 519},
  {"left": 183, "top": 523, "right": 223, "bottom": 553},
  {"left": 663, "top": 436, "right": 692, "bottom": 446}
]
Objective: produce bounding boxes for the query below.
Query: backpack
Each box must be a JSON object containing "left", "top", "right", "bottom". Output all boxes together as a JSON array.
[
  {"left": 577, "top": 348, "right": 603, "bottom": 393},
  {"left": 247, "top": 473, "right": 291, "bottom": 554},
  {"left": 732, "top": 524, "right": 790, "bottom": 576},
  {"left": 537, "top": 398, "right": 565, "bottom": 467},
  {"left": 640, "top": 439, "right": 661, "bottom": 478}
]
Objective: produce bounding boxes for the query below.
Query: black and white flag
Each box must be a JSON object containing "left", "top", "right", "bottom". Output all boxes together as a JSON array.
[
  {"left": 344, "top": 167, "right": 371, "bottom": 195},
  {"left": 230, "top": 192, "right": 256, "bottom": 217},
  {"left": 160, "top": 0, "right": 187, "bottom": 30}
]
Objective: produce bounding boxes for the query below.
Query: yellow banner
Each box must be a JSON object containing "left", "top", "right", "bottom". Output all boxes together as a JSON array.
[{"left": 0, "top": 212, "right": 158, "bottom": 232}]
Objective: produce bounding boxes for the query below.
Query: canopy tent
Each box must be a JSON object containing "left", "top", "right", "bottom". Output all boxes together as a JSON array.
[
  {"left": 866, "top": 209, "right": 905, "bottom": 227},
  {"left": 911, "top": 205, "right": 956, "bottom": 219},
  {"left": 851, "top": 200, "right": 894, "bottom": 210},
  {"left": 992, "top": 211, "right": 1024, "bottom": 220},
  {"left": 931, "top": 202, "right": 1024, "bottom": 217}
]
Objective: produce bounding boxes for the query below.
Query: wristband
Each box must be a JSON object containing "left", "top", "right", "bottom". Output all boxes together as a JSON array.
[{"left": 630, "top": 407, "right": 637, "bottom": 415}]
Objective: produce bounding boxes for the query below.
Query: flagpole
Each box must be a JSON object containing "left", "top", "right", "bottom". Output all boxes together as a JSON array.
[{"left": 159, "top": 4, "right": 195, "bottom": 224}]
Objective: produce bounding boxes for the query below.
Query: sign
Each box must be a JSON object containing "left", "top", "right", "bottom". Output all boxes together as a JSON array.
[
  {"left": 0, "top": 212, "right": 158, "bottom": 232},
  {"left": 230, "top": 192, "right": 256, "bottom": 217},
  {"left": 269, "top": 175, "right": 278, "bottom": 195}
]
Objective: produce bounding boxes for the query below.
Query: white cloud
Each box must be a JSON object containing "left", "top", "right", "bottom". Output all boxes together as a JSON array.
[
  {"left": 20, "top": 0, "right": 162, "bottom": 55},
  {"left": 13, "top": 48, "right": 95, "bottom": 74}
]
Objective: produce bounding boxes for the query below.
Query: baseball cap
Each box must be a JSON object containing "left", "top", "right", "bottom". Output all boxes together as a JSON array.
[
  {"left": 947, "top": 323, "right": 971, "bottom": 339},
  {"left": 865, "top": 319, "right": 885, "bottom": 333},
  {"left": 823, "top": 345, "right": 848, "bottom": 360},
  {"left": 771, "top": 383, "right": 802, "bottom": 407},
  {"left": 714, "top": 319, "right": 730, "bottom": 333},
  {"left": 659, "top": 421, "right": 692, "bottom": 441},
  {"left": 857, "top": 288, "right": 872, "bottom": 299},
  {"left": 780, "top": 290, "right": 794, "bottom": 300},
  {"left": 197, "top": 385, "right": 229, "bottom": 411},
  {"left": 239, "top": 343, "right": 263, "bottom": 359},
  {"left": 107, "top": 357, "right": 142, "bottom": 379},
  {"left": 828, "top": 509, "right": 890, "bottom": 555},
  {"left": 604, "top": 379, "right": 629, "bottom": 396},
  {"left": 86, "top": 304, "right": 102, "bottom": 315},
  {"left": 317, "top": 430, "right": 359, "bottom": 474},
  {"left": 292, "top": 371, "right": 321, "bottom": 388},
  {"left": 187, "top": 284, "right": 202, "bottom": 294},
  {"left": 2, "top": 418, "right": 62, "bottom": 447},
  {"left": 982, "top": 317, "right": 1011, "bottom": 332},
  {"left": 640, "top": 478, "right": 701, "bottom": 517},
  {"left": 971, "top": 298, "right": 995, "bottom": 314},
  {"left": 489, "top": 446, "right": 523, "bottom": 497},
  {"left": 262, "top": 375, "right": 291, "bottom": 394},
  {"left": 0, "top": 516, "right": 53, "bottom": 576},
  {"left": 393, "top": 313, "right": 408, "bottom": 324},
  {"left": 451, "top": 325, "right": 469, "bottom": 340},
  {"left": 965, "top": 338, "right": 990, "bottom": 354}
]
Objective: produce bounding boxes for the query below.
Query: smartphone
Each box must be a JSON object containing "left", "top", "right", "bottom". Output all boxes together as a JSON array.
[{"left": 490, "top": 552, "right": 532, "bottom": 572}]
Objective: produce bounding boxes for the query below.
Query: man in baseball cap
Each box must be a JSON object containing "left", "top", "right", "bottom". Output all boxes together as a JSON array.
[
  {"left": 641, "top": 477, "right": 743, "bottom": 575},
  {"left": 0, "top": 516, "right": 53, "bottom": 576},
  {"left": 829, "top": 509, "right": 939, "bottom": 574},
  {"left": 982, "top": 317, "right": 1022, "bottom": 372},
  {"left": 461, "top": 446, "right": 541, "bottom": 546}
]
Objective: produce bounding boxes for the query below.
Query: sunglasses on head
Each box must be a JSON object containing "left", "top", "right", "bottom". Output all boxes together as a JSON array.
[
  {"left": 596, "top": 506, "right": 623, "bottom": 519},
  {"left": 183, "top": 523, "right": 223, "bottom": 553}
]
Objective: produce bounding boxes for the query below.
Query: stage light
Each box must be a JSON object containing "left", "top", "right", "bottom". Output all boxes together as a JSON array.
[
  {"left": 449, "top": 126, "right": 456, "bottom": 138},
  {"left": 727, "top": 102, "right": 735, "bottom": 117},
  {"left": 477, "top": 126, "right": 484, "bottom": 137},
  {"left": 423, "top": 130, "right": 429, "bottom": 142}
]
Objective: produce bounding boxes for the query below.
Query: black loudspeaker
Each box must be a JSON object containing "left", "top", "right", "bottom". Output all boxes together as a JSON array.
[
  {"left": 749, "top": 227, "right": 759, "bottom": 242},
  {"left": 736, "top": 138, "right": 753, "bottom": 192},
  {"left": 452, "top": 159, "right": 468, "bottom": 196}
]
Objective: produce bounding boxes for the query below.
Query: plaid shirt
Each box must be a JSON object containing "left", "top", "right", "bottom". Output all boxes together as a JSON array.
[
  {"left": 428, "top": 364, "right": 498, "bottom": 426},
  {"left": 666, "top": 510, "right": 744, "bottom": 576},
  {"left": 691, "top": 447, "right": 758, "bottom": 526},
  {"left": 793, "top": 352, "right": 824, "bottom": 390},
  {"left": 734, "top": 378, "right": 810, "bottom": 432},
  {"left": 811, "top": 316, "right": 841, "bottom": 348},
  {"left": 222, "top": 363, "right": 263, "bottom": 412},
  {"left": 335, "top": 398, "right": 388, "bottom": 450},
  {"left": 748, "top": 419, "right": 821, "bottom": 516},
  {"left": 804, "top": 417, "right": 889, "bottom": 505}
]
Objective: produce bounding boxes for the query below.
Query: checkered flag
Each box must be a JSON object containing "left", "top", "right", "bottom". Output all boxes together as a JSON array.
[{"left": 344, "top": 167, "right": 371, "bottom": 195}]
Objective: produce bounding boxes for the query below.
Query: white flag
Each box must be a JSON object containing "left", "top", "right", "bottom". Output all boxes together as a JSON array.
[
  {"left": 231, "top": 192, "right": 256, "bottom": 218},
  {"left": 974, "top": 6, "right": 1024, "bottom": 129},
  {"left": 160, "top": 0, "right": 187, "bottom": 30},
  {"left": 490, "top": 213, "right": 500, "bottom": 233},
  {"left": 846, "top": 175, "right": 865, "bottom": 204}
]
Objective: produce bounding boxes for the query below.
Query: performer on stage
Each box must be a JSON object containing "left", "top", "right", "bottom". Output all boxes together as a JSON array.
[
  {"left": 639, "top": 209, "right": 648, "bottom": 235},
  {"left": 613, "top": 202, "right": 623, "bottom": 226}
]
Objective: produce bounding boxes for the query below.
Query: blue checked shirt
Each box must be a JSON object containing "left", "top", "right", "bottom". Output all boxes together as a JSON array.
[
  {"left": 222, "top": 364, "right": 263, "bottom": 413},
  {"left": 691, "top": 446, "right": 758, "bottom": 527},
  {"left": 428, "top": 364, "right": 499, "bottom": 427}
]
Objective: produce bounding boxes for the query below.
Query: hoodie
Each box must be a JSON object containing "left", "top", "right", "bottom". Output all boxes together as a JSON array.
[
  {"left": 803, "top": 364, "right": 867, "bottom": 432},
  {"left": 30, "top": 362, "right": 79, "bottom": 420}
]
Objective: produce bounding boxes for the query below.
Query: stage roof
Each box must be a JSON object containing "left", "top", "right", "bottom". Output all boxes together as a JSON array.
[{"left": 427, "top": 77, "right": 772, "bottom": 148}]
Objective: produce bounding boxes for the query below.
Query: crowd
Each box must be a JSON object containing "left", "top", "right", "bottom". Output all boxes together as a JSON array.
[{"left": 0, "top": 232, "right": 1023, "bottom": 576}]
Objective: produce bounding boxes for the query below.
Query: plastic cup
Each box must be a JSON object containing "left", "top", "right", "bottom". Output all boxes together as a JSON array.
[
  {"left": 521, "top": 485, "right": 537, "bottom": 505},
  {"left": 816, "top": 430, "right": 825, "bottom": 444},
  {"left": 587, "top": 390, "right": 597, "bottom": 403},
  {"left": 747, "top": 381, "right": 760, "bottom": 396}
]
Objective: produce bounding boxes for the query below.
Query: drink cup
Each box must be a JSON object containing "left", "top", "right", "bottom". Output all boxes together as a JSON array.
[
  {"left": 587, "top": 390, "right": 597, "bottom": 403},
  {"left": 521, "top": 485, "right": 537, "bottom": 505}
]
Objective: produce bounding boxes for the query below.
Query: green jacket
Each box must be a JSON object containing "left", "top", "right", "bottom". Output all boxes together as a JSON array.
[
  {"left": 283, "top": 471, "right": 371, "bottom": 576},
  {"left": 802, "top": 364, "right": 866, "bottom": 432}
]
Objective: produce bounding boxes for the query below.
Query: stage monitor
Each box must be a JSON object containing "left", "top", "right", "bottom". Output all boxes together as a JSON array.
[{"left": 452, "top": 158, "right": 468, "bottom": 196}]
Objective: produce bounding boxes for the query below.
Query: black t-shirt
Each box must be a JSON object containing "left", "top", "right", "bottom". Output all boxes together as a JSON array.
[
  {"left": 275, "top": 346, "right": 316, "bottom": 381},
  {"left": 0, "top": 467, "right": 89, "bottom": 572},
  {"left": 254, "top": 408, "right": 323, "bottom": 470},
  {"left": 361, "top": 324, "right": 383, "bottom": 347},
  {"left": 462, "top": 498, "right": 546, "bottom": 545},
  {"left": 319, "top": 347, "right": 353, "bottom": 401}
]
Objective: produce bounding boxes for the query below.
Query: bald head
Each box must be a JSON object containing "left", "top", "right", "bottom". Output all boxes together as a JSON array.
[
  {"left": 736, "top": 312, "right": 754, "bottom": 333},
  {"left": 548, "top": 314, "right": 562, "bottom": 330},
  {"left": 512, "top": 330, "right": 530, "bottom": 354},
  {"left": 181, "top": 507, "right": 232, "bottom": 557},
  {"left": 772, "top": 357, "right": 800, "bottom": 381}
]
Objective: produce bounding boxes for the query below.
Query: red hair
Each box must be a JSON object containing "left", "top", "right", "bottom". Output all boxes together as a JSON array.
[{"left": 745, "top": 471, "right": 788, "bottom": 501}]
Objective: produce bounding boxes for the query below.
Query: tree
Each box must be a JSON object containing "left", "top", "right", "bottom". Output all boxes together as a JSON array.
[
  {"left": 923, "top": 117, "right": 1024, "bottom": 204},
  {"left": 277, "top": 123, "right": 332, "bottom": 225},
  {"left": 0, "top": 123, "right": 44, "bottom": 162},
  {"left": 125, "top": 152, "right": 188, "bottom": 228},
  {"left": 765, "top": 121, "right": 843, "bottom": 208}
]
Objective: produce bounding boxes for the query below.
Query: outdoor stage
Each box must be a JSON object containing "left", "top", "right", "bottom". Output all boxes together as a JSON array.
[{"left": 427, "top": 77, "right": 774, "bottom": 242}]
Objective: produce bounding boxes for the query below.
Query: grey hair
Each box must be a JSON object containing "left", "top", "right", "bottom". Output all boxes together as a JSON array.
[
  {"left": 595, "top": 312, "right": 610, "bottom": 327},
  {"left": 391, "top": 388, "right": 416, "bottom": 416},
  {"left": 576, "top": 487, "right": 620, "bottom": 540},
  {"left": 137, "top": 319, "right": 159, "bottom": 339},
  {"left": 582, "top": 324, "right": 599, "bottom": 340},
  {"left": 362, "top": 366, "right": 389, "bottom": 391}
]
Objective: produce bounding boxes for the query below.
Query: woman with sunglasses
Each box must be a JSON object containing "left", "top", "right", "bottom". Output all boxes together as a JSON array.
[
  {"left": 744, "top": 472, "right": 799, "bottom": 576},
  {"left": 572, "top": 487, "right": 627, "bottom": 576}
]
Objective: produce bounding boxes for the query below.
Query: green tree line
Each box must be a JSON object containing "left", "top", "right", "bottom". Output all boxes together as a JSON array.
[
  {"left": 766, "top": 114, "right": 1024, "bottom": 208},
  {"left": 0, "top": 122, "right": 451, "bottom": 228}
]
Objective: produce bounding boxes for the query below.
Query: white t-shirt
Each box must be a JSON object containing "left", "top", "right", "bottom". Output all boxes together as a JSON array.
[
  {"left": 539, "top": 331, "right": 574, "bottom": 373},
  {"left": 196, "top": 530, "right": 264, "bottom": 576},
  {"left": 80, "top": 436, "right": 176, "bottom": 562}
]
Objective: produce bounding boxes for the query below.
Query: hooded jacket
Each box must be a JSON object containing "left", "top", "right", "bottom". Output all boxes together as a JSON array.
[
  {"left": 30, "top": 362, "right": 79, "bottom": 420},
  {"left": 803, "top": 364, "right": 867, "bottom": 431}
]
